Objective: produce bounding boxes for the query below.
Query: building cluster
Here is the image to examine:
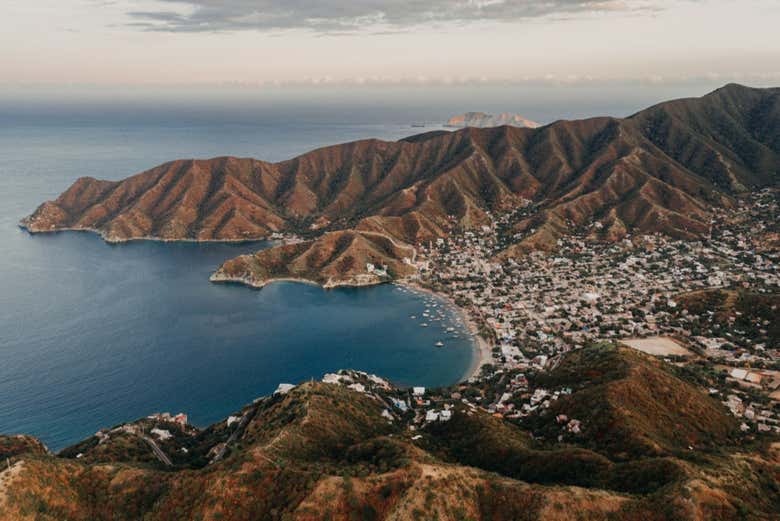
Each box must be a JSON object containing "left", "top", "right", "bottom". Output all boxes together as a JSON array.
[
  {"left": 147, "top": 412, "right": 189, "bottom": 427},
  {"left": 404, "top": 190, "right": 779, "bottom": 430},
  {"left": 318, "top": 371, "right": 457, "bottom": 428},
  {"left": 411, "top": 190, "right": 777, "bottom": 370},
  {"left": 269, "top": 232, "right": 305, "bottom": 245},
  {"left": 318, "top": 368, "right": 585, "bottom": 442},
  {"left": 721, "top": 390, "right": 780, "bottom": 434}
]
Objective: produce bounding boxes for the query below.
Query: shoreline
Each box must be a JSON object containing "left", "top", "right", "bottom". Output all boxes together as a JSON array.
[
  {"left": 209, "top": 271, "right": 390, "bottom": 290},
  {"left": 214, "top": 273, "right": 493, "bottom": 382},
  {"left": 22, "top": 222, "right": 490, "bottom": 382},
  {"left": 397, "top": 281, "right": 493, "bottom": 382},
  {"left": 209, "top": 274, "right": 324, "bottom": 289},
  {"left": 18, "top": 223, "right": 277, "bottom": 245}
]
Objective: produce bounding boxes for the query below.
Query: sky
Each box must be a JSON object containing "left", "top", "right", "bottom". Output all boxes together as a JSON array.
[{"left": 1, "top": 0, "right": 779, "bottom": 87}]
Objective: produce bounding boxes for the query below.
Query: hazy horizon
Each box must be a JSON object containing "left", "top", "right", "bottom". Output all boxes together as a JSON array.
[
  {"left": 0, "top": 78, "right": 768, "bottom": 130},
  {"left": 2, "top": 1, "right": 779, "bottom": 87}
]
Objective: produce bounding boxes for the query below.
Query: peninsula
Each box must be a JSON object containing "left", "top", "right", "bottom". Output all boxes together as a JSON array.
[{"left": 22, "top": 84, "right": 780, "bottom": 290}]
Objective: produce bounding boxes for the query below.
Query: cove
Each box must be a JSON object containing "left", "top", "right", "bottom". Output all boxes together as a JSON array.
[
  {"left": 0, "top": 118, "right": 474, "bottom": 452},
  {"left": 0, "top": 232, "right": 474, "bottom": 451}
]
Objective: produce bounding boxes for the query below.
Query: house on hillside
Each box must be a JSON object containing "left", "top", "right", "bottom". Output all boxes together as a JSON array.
[{"left": 274, "top": 383, "right": 296, "bottom": 395}]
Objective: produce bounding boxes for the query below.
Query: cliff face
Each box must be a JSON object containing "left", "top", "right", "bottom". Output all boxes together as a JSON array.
[
  {"left": 2, "top": 346, "right": 779, "bottom": 521},
  {"left": 21, "top": 84, "right": 780, "bottom": 285}
]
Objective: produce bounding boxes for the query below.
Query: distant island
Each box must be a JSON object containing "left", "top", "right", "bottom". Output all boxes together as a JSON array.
[{"left": 445, "top": 111, "right": 540, "bottom": 128}]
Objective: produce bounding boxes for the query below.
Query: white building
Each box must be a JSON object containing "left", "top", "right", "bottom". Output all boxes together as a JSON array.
[
  {"left": 322, "top": 373, "right": 342, "bottom": 384},
  {"left": 274, "top": 383, "right": 296, "bottom": 395},
  {"left": 348, "top": 383, "right": 366, "bottom": 393},
  {"left": 150, "top": 428, "right": 172, "bottom": 441}
]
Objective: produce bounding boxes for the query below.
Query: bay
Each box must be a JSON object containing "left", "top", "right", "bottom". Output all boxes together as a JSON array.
[{"left": 0, "top": 119, "right": 474, "bottom": 451}]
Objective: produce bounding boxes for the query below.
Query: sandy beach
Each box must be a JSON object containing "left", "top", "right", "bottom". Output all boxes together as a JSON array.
[{"left": 398, "top": 281, "right": 493, "bottom": 381}]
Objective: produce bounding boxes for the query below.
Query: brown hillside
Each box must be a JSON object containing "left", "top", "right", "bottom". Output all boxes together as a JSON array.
[
  {"left": 531, "top": 345, "right": 740, "bottom": 459},
  {"left": 2, "top": 349, "right": 779, "bottom": 520},
  {"left": 0, "top": 435, "right": 48, "bottom": 459},
  {"left": 21, "top": 84, "right": 780, "bottom": 283},
  {"left": 210, "top": 229, "right": 416, "bottom": 288}
]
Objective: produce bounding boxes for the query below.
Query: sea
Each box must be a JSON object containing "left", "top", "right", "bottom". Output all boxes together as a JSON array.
[{"left": 0, "top": 82, "right": 723, "bottom": 451}]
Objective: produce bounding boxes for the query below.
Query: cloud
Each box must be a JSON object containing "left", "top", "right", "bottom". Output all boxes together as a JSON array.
[{"left": 124, "top": 0, "right": 662, "bottom": 33}]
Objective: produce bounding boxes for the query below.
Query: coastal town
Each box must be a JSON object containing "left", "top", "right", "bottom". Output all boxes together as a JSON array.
[
  {"left": 209, "top": 188, "right": 779, "bottom": 444},
  {"left": 392, "top": 188, "right": 780, "bottom": 435}
]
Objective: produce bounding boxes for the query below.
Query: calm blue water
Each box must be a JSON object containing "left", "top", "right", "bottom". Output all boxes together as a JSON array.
[{"left": 0, "top": 119, "right": 476, "bottom": 451}]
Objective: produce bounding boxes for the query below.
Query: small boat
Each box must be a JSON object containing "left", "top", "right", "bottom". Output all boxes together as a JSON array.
[
  {"left": 410, "top": 315, "right": 416, "bottom": 319},
  {"left": 421, "top": 323, "right": 429, "bottom": 327},
  {"left": 435, "top": 341, "right": 444, "bottom": 347}
]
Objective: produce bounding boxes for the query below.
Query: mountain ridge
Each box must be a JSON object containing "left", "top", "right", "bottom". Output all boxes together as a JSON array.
[{"left": 20, "top": 84, "right": 780, "bottom": 287}]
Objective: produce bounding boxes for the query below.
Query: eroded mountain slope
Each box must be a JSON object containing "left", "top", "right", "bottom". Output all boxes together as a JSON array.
[
  {"left": 21, "top": 84, "right": 780, "bottom": 286},
  {"left": 2, "top": 345, "right": 779, "bottom": 521}
]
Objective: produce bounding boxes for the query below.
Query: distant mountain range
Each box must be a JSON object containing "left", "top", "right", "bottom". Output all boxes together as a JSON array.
[
  {"left": 445, "top": 111, "right": 540, "bottom": 128},
  {"left": 22, "top": 84, "right": 780, "bottom": 287}
]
